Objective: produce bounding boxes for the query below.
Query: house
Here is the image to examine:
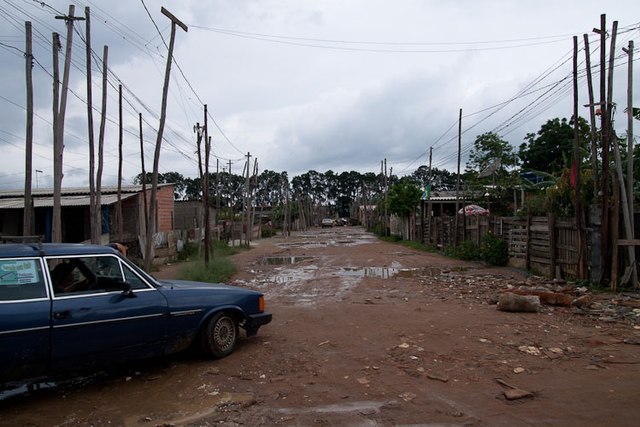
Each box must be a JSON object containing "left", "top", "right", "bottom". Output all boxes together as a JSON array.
[{"left": 0, "top": 184, "right": 175, "bottom": 260}]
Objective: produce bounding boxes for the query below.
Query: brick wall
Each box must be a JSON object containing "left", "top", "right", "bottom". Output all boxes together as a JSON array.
[{"left": 156, "top": 185, "right": 174, "bottom": 232}]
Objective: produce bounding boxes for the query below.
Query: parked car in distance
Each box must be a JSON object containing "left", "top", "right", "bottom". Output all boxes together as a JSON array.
[
  {"left": 0, "top": 243, "right": 272, "bottom": 385},
  {"left": 321, "top": 218, "right": 334, "bottom": 228}
]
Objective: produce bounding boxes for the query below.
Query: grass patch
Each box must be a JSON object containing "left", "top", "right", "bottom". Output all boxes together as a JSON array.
[
  {"left": 177, "top": 241, "right": 245, "bottom": 283},
  {"left": 378, "top": 236, "right": 439, "bottom": 253}
]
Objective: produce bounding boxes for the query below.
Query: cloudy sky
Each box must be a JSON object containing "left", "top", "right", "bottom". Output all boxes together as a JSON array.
[{"left": 0, "top": 0, "right": 638, "bottom": 190}]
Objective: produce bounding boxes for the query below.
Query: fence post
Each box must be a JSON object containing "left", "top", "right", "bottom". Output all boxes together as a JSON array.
[
  {"left": 611, "top": 174, "right": 620, "bottom": 291},
  {"left": 548, "top": 212, "right": 557, "bottom": 278},
  {"left": 526, "top": 211, "right": 532, "bottom": 271}
]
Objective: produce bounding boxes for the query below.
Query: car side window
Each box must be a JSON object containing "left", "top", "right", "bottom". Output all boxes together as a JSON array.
[
  {"left": 0, "top": 258, "right": 47, "bottom": 301},
  {"left": 120, "top": 262, "right": 151, "bottom": 290},
  {"left": 49, "top": 258, "right": 96, "bottom": 295}
]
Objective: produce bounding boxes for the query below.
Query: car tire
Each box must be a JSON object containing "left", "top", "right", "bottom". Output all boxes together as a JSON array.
[{"left": 200, "top": 312, "right": 238, "bottom": 358}]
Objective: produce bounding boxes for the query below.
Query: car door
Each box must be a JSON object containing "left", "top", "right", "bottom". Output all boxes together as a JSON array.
[
  {"left": 47, "top": 254, "right": 170, "bottom": 371},
  {"left": 0, "top": 257, "right": 51, "bottom": 382}
]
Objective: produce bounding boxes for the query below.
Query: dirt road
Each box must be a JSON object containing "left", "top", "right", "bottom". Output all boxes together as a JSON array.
[{"left": 2, "top": 226, "right": 640, "bottom": 426}]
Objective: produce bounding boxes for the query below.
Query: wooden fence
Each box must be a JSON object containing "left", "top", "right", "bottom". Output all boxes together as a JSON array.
[{"left": 422, "top": 214, "right": 581, "bottom": 280}]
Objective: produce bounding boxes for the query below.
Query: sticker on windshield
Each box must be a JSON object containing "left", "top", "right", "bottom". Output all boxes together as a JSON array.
[{"left": 0, "top": 260, "right": 41, "bottom": 286}]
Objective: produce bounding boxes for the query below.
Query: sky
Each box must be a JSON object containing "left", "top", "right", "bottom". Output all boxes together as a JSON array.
[{"left": 0, "top": 0, "right": 639, "bottom": 191}]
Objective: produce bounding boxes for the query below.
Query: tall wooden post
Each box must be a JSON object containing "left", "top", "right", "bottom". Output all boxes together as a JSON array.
[
  {"left": 96, "top": 45, "right": 108, "bottom": 243},
  {"left": 573, "top": 36, "right": 585, "bottom": 279},
  {"left": 52, "top": 5, "right": 84, "bottom": 243},
  {"left": 203, "top": 105, "right": 211, "bottom": 265},
  {"left": 455, "top": 108, "right": 462, "bottom": 245},
  {"left": 51, "top": 32, "right": 61, "bottom": 242},
  {"left": 243, "top": 152, "right": 251, "bottom": 246},
  {"left": 85, "top": 7, "right": 99, "bottom": 244},
  {"left": 23, "top": 22, "right": 34, "bottom": 237},
  {"left": 595, "top": 14, "right": 609, "bottom": 284},
  {"left": 583, "top": 33, "right": 600, "bottom": 199},
  {"left": 623, "top": 40, "right": 634, "bottom": 251},
  {"left": 426, "top": 146, "right": 433, "bottom": 245},
  {"left": 144, "top": 8, "right": 188, "bottom": 271},
  {"left": 139, "top": 113, "right": 148, "bottom": 242},
  {"left": 116, "top": 84, "right": 124, "bottom": 241}
]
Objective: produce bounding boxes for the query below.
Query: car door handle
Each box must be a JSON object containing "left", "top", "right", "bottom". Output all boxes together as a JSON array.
[{"left": 53, "top": 310, "right": 71, "bottom": 320}]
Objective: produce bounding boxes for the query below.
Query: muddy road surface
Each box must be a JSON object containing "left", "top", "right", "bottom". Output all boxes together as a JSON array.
[{"left": 2, "top": 226, "right": 640, "bottom": 426}]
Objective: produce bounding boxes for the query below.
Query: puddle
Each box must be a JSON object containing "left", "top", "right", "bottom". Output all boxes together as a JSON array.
[
  {"left": 0, "top": 382, "right": 54, "bottom": 401},
  {"left": 259, "top": 256, "right": 314, "bottom": 265},
  {"left": 337, "top": 267, "right": 402, "bottom": 279},
  {"left": 0, "top": 373, "right": 101, "bottom": 402}
]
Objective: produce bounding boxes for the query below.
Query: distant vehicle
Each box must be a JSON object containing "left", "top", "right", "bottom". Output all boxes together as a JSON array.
[
  {"left": 0, "top": 243, "right": 272, "bottom": 385},
  {"left": 321, "top": 218, "right": 334, "bottom": 228}
]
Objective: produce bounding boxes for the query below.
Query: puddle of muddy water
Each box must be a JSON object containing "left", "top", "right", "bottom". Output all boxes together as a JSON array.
[
  {"left": 259, "top": 256, "right": 314, "bottom": 265},
  {"left": 335, "top": 266, "right": 442, "bottom": 279},
  {"left": 337, "top": 267, "right": 402, "bottom": 279}
]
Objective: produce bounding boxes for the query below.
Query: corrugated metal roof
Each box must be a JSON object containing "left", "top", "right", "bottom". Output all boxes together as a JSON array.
[
  {"left": 0, "top": 184, "right": 172, "bottom": 199},
  {"left": 0, "top": 193, "right": 137, "bottom": 209}
]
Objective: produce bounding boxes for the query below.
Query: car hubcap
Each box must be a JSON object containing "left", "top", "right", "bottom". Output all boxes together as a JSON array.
[{"left": 214, "top": 317, "right": 235, "bottom": 350}]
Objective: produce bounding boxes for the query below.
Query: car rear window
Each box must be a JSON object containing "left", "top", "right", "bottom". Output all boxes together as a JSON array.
[{"left": 0, "top": 259, "right": 47, "bottom": 301}]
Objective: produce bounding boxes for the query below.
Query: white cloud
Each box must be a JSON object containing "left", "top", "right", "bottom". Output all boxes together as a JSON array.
[{"left": 0, "top": 0, "right": 638, "bottom": 190}]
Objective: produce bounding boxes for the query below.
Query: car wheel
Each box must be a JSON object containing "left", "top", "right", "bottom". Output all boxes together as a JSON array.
[{"left": 200, "top": 312, "right": 238, "bottom": 358}]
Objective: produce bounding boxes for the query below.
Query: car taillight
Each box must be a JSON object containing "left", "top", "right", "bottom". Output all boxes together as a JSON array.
[{"left": 258, "top": 295, "right": 265, "bottom": 313}]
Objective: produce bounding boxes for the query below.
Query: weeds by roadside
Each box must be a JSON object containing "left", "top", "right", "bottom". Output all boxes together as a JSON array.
[{"left": 177, "top": 241, "right": 245, "bottom": 283}]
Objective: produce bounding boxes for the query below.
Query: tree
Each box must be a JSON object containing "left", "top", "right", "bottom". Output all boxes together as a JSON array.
[
  {"left": 387, "top": 181, "right": 422, "bottom": 218},
  {"left": 519, "top": 117, "right": 590, "bottom": 175},
  {"left": 133, "top": 171, "right": 186, "bottom": 200},
  {"left": 410, "top": 166, "right": 456, "bottom": 191},
  {"left": 466, "top": 132, "right": 519, "bottom": 178},
  {"left": 464, "top": 132, "right": 520, "bottom": 216}
]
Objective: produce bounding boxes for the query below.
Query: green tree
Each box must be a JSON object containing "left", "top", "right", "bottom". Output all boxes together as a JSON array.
[
  {"left": 518, "top": 117, "right": 590, "bottom": 174},
  {"left": 387, "top": 181, "right": 422, "bottom": 217},
  {"left": 464, "top": 132, "right": 520, "bottom": 216},
  {"left": 466, "top": 132, "right": 519, "bottom": 178},
  {"left": 133, "top": 171, "right": 186, "bottom": 200}
]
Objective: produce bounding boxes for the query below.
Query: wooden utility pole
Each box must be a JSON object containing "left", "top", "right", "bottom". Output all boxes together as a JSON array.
[
  {"left": 594, "top": 14, "right": 609, "bottom": 284},
  {"left": 250, "top": 158, "right": 258, "bottom": 244},
  {"left": 51, "top": 32, "right": 61, "bottom": 243},
  {"left": 583, "top": 33, "right": 600, "bottom": 199},
  {"left": 573, "top": 36, "right": 585, "bottom": 279},
  {"left": 52, "top": 5, "right": 84, "bottom": 243},
  {"left": 96, "top": 45, "right": 108, "bottom": 243},
  {"left": 426, "top": 146, "right": 433, "bottom": 245},
  {"left": 203, "top": 105, "right": 211, "bottom": 265},
  {"left": 195, "top": 121, "right": 205, "bottom": 255},
  {"left": 139, "top": 113, "right": 148, "bottom": 241},
  {"left": 23, "top": 21, "right": 34, "bottom": 237},
  {"left": 144, "top": 8, "right": 187, "bottom": 271},
  {"left": 216, "top": 159, "right": 220, "bottom": 212},
  {"left": 116, "top": 84, "right": 124, "bottom": 241},
  {"left": 455, "top": 108, "right": 462, "bottom": 246},
  {"left": 384, "top": 158, "right": 388, "bottom": 236},
  {"left": 243, "top": 152, "right": 252, "bottom": 246},
  {"left": 85, "top": 7, "right": 99, "bottom": 244},
  {"left": 623, "top": 40, "right": 634, "bottom": 249},
  {"left": 228, "top": 160, "right": 234, "bottom": 246}
]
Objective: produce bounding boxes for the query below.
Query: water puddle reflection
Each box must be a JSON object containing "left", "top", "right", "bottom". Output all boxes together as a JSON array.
[{"left": 259, "top": 256, "right": 314, "bottom": 265}]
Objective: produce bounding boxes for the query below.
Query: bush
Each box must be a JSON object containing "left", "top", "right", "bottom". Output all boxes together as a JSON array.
[
  {"left": 177, "top": 241, "right": 198, "bottom": 261},
  {"left": 479, "top": 232, "right": 508, "bottom": 266},
  {"left": 453, "top": 240, "right": 480, "bottom": 261},
  {"left": 261, "top": 226, "right": 277, "bottom": 238}
]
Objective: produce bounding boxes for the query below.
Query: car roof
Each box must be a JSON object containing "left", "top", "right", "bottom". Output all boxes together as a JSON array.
[{"left": 0, "top": 243, "right": 118, "bottom": 258}]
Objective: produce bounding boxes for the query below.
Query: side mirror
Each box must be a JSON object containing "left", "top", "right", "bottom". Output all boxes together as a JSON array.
[{"left": 115, "top": 280, "right": 136, "bottom": 298}]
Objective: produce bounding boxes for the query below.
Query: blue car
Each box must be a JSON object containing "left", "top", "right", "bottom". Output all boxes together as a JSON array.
[{"left": 0, "top": 243, "right": 271, "bottom": 384}]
